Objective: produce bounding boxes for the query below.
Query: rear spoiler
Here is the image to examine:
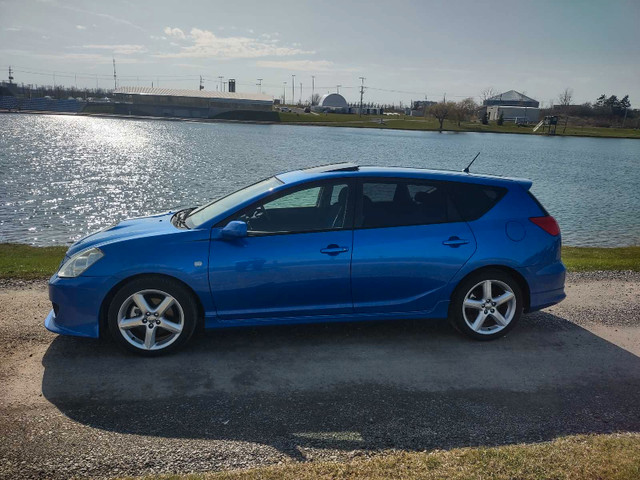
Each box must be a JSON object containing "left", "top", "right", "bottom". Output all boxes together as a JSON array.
[{"left": 507, "top": 177, "right": 533, "bottom": 191}]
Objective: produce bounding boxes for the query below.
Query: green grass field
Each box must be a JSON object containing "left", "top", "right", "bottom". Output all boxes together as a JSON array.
[
  {"left": 124, "top": 433, "right": 640, "bottom": 480},
  {"left": 278, "top": 112, "right": 640, "bottom": 139},
  {"left": 0, "top": 243, "right": 638, "bottom": 280}
]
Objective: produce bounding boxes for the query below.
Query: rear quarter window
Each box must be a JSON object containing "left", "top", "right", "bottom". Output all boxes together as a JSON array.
[{"left": 449, "top": 182, "right": 507, "bottom": 221}]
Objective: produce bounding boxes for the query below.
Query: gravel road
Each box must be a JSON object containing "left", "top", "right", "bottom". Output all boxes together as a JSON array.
[{"left": 1, "top": 272, "right": 639, "bottom": 479}]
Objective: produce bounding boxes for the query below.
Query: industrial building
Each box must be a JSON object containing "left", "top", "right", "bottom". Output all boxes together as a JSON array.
[
  {"left": 482, "top": 90, "right": 540, "bottom": 123},
  {"left": 112, "top": 87, "right": 273, "bottom": 119}
]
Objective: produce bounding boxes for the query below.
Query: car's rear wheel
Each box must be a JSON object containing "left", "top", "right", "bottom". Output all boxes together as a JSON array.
[
  {"left": 450, "top": 269, "right": 523, "bottom": 340},
  {"left": 107, "top": 276, "right": 198, "bottom": 356}
]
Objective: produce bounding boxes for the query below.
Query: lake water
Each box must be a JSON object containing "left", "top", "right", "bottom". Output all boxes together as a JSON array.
[{"left": 1, "top": 113, "right": 638, "bottom": 247}]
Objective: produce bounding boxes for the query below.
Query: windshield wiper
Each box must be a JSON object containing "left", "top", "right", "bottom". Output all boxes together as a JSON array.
[{"left": 173, "top": 208, "right": 194, "bottom": 229}]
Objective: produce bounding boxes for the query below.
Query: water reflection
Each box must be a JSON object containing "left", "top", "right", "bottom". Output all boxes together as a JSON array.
[{"left": 1, "top": 113, "right": 638, "bottom": 247}]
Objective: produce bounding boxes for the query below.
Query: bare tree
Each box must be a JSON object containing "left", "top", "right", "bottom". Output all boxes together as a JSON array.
[
  {"left": 452, "top": 97, "right": 478, "bottom": 126},
  {"left": 558, "top": 88, "right": 573, "bottom": 133},
  {"left": 311, "top": 93, "right": 320, "bottom": 106},
  {"left": 480, "top": 87, "right": 497, "bottom": 103},
  {"left": 557, "top": 87, "right": 573, "bottom": 107},
  {"left": 429, "top": 102, "right": 456, "bottom": 131}
]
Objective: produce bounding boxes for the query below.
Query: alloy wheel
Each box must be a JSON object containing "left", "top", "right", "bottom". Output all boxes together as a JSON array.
[
  {"left": 117, "top": 289, "right": 184, "bottom": 351},
  {"left": 462, "top": 279, "right": 517, "bottom": 335}
]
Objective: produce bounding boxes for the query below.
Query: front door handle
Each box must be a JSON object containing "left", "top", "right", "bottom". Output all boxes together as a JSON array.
[
  {"left": 442, "top": 236, "right": 469, "bottom": 247},
  {"left": 320, "top": 244, "right": 349, "bottom": 255}
]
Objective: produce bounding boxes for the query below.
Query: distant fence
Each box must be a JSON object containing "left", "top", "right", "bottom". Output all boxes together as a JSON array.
[{"left": 0, "top": 96, "right": 87, "bottom": 113}]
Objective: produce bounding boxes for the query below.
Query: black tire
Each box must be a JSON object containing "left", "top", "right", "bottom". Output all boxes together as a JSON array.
[
  {"left": 449, "top": 269, "right": 523, "bottom": 341},
  {"left": 107, "top": 276, "right": 198, "bottom": 356}
]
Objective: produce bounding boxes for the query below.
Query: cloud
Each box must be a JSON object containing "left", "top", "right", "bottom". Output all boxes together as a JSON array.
[
  {"left": 55, "top": 4, "right": 145, "bottom": 32},
  {"left": 81, "top": 44, "right": 148, "bottom": 55},
  {"left": 155, "top": 27, "right": 312, "bottom": 59},
  {"left": 164, "top": 27, "right": 186, "bottom": 39},
  {"left": 76, "top": 25, "right": 86, "bottom": 30},
  {"left": 256, "top": 60, "right": 336, "bottom": 72},
  {"left": 5, "top": 27, "right": 22, "bottom": 32}
]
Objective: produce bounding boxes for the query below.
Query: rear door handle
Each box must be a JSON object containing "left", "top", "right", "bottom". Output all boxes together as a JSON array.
[
  {"left": 320, "top": 244, "right": 349, "bottom": 255},
  {"left": 442, "top": 236, "right": 469, "bottom": 247}
]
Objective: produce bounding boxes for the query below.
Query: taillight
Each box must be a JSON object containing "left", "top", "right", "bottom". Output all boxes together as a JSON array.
[{"left": 529, "top": 216, "right": 560, "bottom": 236}]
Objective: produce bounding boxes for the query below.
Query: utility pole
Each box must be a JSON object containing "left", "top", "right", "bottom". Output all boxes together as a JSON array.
[
  {"left": 300, "top": 82, "right": 302, "bottom": 104},
  {"left": 257, "top": 78, "right": 263, "bottom": 93},
  {"left": 291, "top": 74, "right": 295, "bottom": 105},
  {"left": 336, "top": 84, "right": 341, "bottom": 94},
  {"left": 283, "top": 81, "right": 287, "bottom": 104},
  {"left": 311, "top": 75, "right": 315, "bottom": 105},
  {"left": 218, "top": 76, "right": 224, "bottom": 91},
  {"left": 8, "top": 66, "right": 14, "bottom": 84},
  {"left": 359, "top": 77, "right": 365, "bottom": 117},
  {"left": 112, "top": 57, "right": 117, "bottom": 89},
  {"left": 199, "top": 75, "right": 204, "bottom": 90}
]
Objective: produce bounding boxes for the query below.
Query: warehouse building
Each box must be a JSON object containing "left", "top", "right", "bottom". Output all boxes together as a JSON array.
[
  {"left": 112, "top": 87, "right": 273, "bottom": 119},
  {"left": 482, "top": 90, "right": 540, "bottom": 124}
]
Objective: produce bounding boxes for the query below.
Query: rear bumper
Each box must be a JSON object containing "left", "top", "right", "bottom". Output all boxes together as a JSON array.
[
  {"left": 518, "top": 260, "right": 566, "bottom": 312},
  {"left": 45, "top": 274, "right": 112, "bottom": 338}
]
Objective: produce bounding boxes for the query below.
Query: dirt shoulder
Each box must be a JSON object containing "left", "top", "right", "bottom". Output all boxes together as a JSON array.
[{"left": 0, "top": 272, "right": 639, "bottom": 479}]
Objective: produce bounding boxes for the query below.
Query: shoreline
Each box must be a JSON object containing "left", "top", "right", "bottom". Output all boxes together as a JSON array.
[
  {"left": 1, "top": 243, "right": 638, "bottom": 280},
  {"left": 2, "top": 109, "right": 639, "bottom": 140}
]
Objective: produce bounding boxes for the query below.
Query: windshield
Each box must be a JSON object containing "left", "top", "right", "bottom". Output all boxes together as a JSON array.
[{"left": 185, "top": 177, "right": 283, "bottom": 228}]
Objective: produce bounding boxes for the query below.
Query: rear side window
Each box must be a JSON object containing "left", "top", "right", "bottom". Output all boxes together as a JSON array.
[
  {"left": 527, "top": 191, "right": 550, "bottom": 216},
  {"left": 449, "top": 182, "right": 507, "bottom": 221},
  {"left": 359, "top": 180, "right": 448, "bottom": 228}
]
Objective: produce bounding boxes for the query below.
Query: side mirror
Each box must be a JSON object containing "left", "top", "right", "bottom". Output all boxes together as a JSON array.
[{"left": 221, "top": 220, "right": 248, "bottom": 239}]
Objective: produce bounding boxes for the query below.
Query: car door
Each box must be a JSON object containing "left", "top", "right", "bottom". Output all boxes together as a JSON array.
[
  {"left": 351, "top": 178, "right": 476, "bottom": 314},
  {"left": 209, "top": 179, "right": 354, "bottom": 320}
]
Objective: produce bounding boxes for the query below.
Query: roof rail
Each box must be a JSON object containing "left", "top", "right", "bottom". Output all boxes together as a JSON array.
[{"left": 302, "top": 163, "right": 359, "bottom": 173}]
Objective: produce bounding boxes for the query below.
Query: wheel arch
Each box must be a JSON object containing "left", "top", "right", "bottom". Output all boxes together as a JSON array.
[
  {"left": 451, "top": 265, "right": 531, "bottom": 312},
  {"left": 99, "top": 273, "right": 205, "bottom": 339}
]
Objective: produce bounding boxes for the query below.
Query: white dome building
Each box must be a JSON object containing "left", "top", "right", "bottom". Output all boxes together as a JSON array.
[
  {"left": 313, "top": 93, "right": 350, "bottom": 113},
  {"left": 318, "top": 93, "right": 348, "bottom": 109}
]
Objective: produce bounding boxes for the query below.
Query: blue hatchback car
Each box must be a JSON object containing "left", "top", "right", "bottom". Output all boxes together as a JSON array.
[{"left": 46, "top": 163, "right": 565, "bottom": 355}]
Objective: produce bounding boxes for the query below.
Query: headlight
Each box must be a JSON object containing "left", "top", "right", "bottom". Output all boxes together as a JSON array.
[{"left": 58, "top": 247, "right": 104, "bottom": 278}]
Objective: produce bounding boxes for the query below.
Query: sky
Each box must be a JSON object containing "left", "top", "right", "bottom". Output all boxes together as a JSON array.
[{"left": 1, "top": 0, "right": 639, "bottom": 107}]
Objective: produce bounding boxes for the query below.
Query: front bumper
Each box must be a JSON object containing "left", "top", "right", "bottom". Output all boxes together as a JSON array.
[{"left": 45, "top": 274, "right": 113, "bottom": 338}]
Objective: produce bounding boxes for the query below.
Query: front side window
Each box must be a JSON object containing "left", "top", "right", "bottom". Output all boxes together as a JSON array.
[
  {"left": 186, "top": 177, "right": 283, "bottom": 228},
  {"left": 235, "top": 181, "right": 352, "bottom": 234},
  {"left": 359, "top": 180, "right": 448, "bottom": 228}
]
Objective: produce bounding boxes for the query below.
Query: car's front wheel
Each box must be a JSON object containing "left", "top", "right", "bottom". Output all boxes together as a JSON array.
[
  {"left": 107, "top": 276, "right": 198, "bottom": 356},
  {"left": 450, "top": 269, "right": 523, "bottom": 340}
]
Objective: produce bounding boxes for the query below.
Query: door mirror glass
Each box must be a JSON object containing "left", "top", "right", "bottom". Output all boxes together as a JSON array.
[{"left": 221, "top": 220, "right": 248, "bottom": 239}]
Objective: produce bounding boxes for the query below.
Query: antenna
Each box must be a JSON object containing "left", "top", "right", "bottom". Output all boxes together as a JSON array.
[
  {"left": 199, "top": 75, "right": 204, "bottom": 90},
  {"left": 463, "top": 152, "right": 481, "bottom": 173}
]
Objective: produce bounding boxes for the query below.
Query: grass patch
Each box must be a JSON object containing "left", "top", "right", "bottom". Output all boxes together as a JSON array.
[
  {"left": 0, "top": 243, "right": 67, "bottom": 280},
  {"left": 277, "top": 112, "right": 640, "bottom": 139},
  {"left": 562, "top": 246, "right": 640, "bottom": 271},
  {"left": 125, "top": 433, "right": 640, "bottom": 480},
  {"left": 0, "top": 244, "right": 638, "bottom": 280}
]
